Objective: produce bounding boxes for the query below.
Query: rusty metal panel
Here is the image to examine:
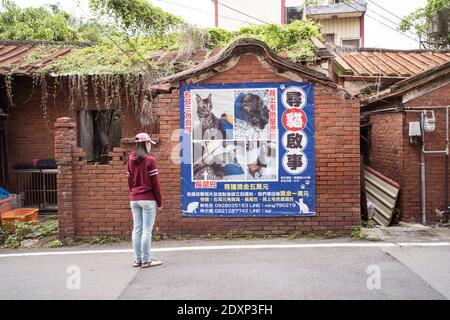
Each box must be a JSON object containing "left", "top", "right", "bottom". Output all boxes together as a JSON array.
[{"left": 364, "top": 167, "right": 400, "bottom": 227}]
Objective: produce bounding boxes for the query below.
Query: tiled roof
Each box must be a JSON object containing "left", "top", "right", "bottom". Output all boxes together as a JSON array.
[
  {"left": 147, "top": 38, "right": 336, "bottom": 97},
  {"left": 0, "top": 40, "right": 92, "bottom": 75},
  {"left": 0, "top": 38, "right": 333, "bottom": 76},
  {"left": 363, "top": 61, "right": 450, "bottom": 106},
  {"left": 333, "top": 48, "right": 450, "bottom": 78}
]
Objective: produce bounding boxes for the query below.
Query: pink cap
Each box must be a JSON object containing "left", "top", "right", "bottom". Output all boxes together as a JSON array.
[{"left": 134, "top": 133, "right": 156, "bottom": 144}]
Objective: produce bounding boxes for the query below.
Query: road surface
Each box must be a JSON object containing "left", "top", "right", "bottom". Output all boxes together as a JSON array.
[{"left": 0, "top": 239, "right": 449, "bottom": 300}]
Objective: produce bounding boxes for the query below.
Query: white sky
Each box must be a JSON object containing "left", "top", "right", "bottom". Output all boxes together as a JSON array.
[{"left": 9, "top": 0, "right": 427, "bottom": 49}]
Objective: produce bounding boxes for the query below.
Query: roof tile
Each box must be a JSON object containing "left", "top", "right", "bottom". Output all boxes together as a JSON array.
[{"left": 336, "top": 49, "right": 450, "bottom": 78}]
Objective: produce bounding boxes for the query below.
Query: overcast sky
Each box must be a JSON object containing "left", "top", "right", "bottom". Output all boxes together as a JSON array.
[{"left": 9, "top": 0, "right": 427, "bottom": 49}]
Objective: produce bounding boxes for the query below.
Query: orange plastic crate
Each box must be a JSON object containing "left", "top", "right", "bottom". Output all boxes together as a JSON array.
[{"left": 1, "top": 208, "right": 39, "bottom": 223}]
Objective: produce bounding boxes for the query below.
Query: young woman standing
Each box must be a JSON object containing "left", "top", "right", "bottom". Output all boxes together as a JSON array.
[{"left": 127, "top": 133, "right": 163, "bottom": 268}]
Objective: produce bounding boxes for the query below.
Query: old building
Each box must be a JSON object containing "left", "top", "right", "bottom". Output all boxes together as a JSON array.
[
  {"left": 361, "top": 61, "right": 450, "bottom": 224},
  {"left": 330, "top": 46, "right": 450, "bottom": 95},
  {"left": 286, "top": 0, "right": 366, "bottom": 47},
  {"left": 212, "top": 0, "right": 366, "bottom": 48},
  {"left": 0, "top": 38, "right": 361, "bottom": 240}
]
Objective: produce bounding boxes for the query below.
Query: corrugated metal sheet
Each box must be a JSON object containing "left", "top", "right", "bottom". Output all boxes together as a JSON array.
[
  {"left": 319, "top": 17, "right": 361, "bottom": 46},
  {"left": 335, "top": 49, "right": 450, "bottom": 78},
  {"left": 364, "top": 167, "right": 400, "bottom": 227}
]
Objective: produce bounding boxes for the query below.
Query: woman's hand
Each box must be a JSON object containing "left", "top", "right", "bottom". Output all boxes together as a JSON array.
[{"left": 158, "top": 206, "right": 163, "bottom": 211}]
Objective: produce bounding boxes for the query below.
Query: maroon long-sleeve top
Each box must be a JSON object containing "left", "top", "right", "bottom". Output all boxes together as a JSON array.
[{"left": 127, "top": 153, "right": 162, "bottom": 207}]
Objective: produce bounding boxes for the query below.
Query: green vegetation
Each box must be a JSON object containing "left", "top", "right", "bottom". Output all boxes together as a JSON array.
[
  {"left": 65, "top": 239, "right": 77, "bottom": 246},
  {"left": 323, "top": 231, "right": 341, "bottom": 239},
  {"left": 88, "top": 0, "right": 183, "bottom": 38},
  {"left": 1, "top": 218, "right": 59, "bottom": 249},
  {"left": 400, "top": 0, "right": 450, "bottom": 49},
  {"left": 351, "top": 228, "right": 368, "bottom": 240},
  {"left": 90, "top": 235, "right": 125, "bottom": 244},
  {"left": 44, "top": 239, "right": 63, "bottom": 248},
  {"left": 0, "top": 0, "right": 104, "bottom": 42},
  {"left": 305, "top": 233, "right": 317, "bottom": 240},
  {"left": 173, "top": 235, "right": 185, "bottom": 241},
  {"left": 361, "top": 220, "right": 375, "bottom": 228},
  {"left": 0, "top": 0, "right": 323, "bottom": 128},
  {"left": 1, "top": 0, "right": 323, "bottom": 76}
]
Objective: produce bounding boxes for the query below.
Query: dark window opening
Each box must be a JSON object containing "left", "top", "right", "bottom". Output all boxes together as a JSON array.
[
  {"left": 78, "top": 109, "right": 122, "bottom": 164},
  {"left": 324, "top": 33, "right": 335, "bottom": 44},
  {"left": 341, "top": 38, "right": 361, "bottom": 48},
  {"left": 360, "top": 123, "right": 371, "bottom": 165},
  {"left": 285, "top": 6, "right": 303, "bottom": 24}
]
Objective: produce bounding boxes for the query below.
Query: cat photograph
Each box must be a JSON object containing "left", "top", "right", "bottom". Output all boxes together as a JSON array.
[
  {"left": 192, "top": 141, "right": 246, "bottom": 181},
  {"left": 193, "top": 93, "right": 233, "bottom": 140},
  {"left": 234, "top": 91, "right": 270, "bottom": 140},
  {"left": 246, "top": 140, "right": 277, "bottom": 181}
]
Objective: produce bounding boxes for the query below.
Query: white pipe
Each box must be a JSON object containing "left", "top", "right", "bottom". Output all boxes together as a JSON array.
[
  {"left": 419, "top": 106, "right": 450, "bottom": 225},
  {"left": 424, "top": 150, "right": 447, "bottom": 154},
  {"left": 406, "top": 106, "right": 450, "bottom": 110},
  {"left": 421, "top": 112, "right": 427, "bottom": 224}
]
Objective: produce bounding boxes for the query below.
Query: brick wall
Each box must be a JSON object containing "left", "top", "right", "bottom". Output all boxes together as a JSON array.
[
  {"left": 369, "top": 84, "right": 450, "bottom": 223},
  {"left": 370, "top": 112, "right": 404, "bottom": 184},
  {"left": 55, "top": 53, "right": 361, "bottom": 239}
]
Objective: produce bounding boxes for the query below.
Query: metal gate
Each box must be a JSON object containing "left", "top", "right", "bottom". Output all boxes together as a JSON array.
[{"left": 16, "top": 169, "right": 57, "bottom": 211}]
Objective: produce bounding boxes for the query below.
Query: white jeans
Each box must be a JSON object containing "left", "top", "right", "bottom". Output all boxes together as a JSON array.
[{"left": 130, "top": 200, "right": 157, "bottom": 262}]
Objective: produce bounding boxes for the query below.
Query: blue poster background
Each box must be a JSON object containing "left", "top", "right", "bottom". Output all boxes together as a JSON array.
[{"left": 180, "top": 82, "right": 315, "bottom": 217}]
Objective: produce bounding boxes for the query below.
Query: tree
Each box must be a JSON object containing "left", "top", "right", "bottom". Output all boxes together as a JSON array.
[
  {"left": 0, "top": 0, "right": 78, "bottom": 41},
  {"left": 400, "top": 0, "right": 449, "bottom": 49},
  {"left": 88, "top": 0, "right": 183, "bottom": 38},
  {"left": 0, "top": 0, "right": 106, "bottom": 42}
]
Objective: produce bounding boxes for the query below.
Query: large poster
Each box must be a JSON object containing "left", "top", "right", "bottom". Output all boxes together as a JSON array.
[{"left": 180, "top": 82, "right": 315, "bottom": 217}]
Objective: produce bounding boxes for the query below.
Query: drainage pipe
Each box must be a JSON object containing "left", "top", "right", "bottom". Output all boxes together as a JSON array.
[
  {"left": 445, "top": 107, "right": 449, "bottom": 223},
  {"left": 420, "top": 107, "right": 449, "bottom": 225},
  {"left": 420, "top": 112, "right": 426, "bottom": 224}
]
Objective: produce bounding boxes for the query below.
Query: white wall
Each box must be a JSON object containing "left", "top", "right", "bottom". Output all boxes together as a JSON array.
[
  {"left": 318, "top": 17, "right": 361, "bottom": 46},
  {"left": 217, "top": 0, "right": 282, "bottom": 30}
]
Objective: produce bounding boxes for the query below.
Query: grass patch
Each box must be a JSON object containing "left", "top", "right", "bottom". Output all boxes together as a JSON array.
[
  {"left": 65, "top": 239, "right": 77, "bottom": 246},
  {"left": 306, "top": 233, "right": 317, "bottom": 240},
  {"left": 90, "top": 235, "right": 124, "bottom": 245},
  {"left": 1, "top": 219, "right": 59, "bottom": 249},
  {"left": 323, "top": 231, "right": 341, "bottom": 239},
  {"left": 361, "top": 220, "right": 375, "bottom": 228},
  {"left": 288, "top": 233, "right": 302, "bottom": 240},
  {"left": 44, "top": 239, "right": 63, "bottom": 248},
  {"left": 351, "top": 228, "right": 368, "bottom": 240}
]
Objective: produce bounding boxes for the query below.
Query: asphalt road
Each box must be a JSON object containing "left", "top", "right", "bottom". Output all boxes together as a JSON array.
[{"left": 0, "top": 240, "right": 448, "bottom": 300}]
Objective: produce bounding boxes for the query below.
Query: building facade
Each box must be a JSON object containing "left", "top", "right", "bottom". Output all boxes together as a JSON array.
[{"left": 0, "top": 39, "right": 361, "bottom": 240}]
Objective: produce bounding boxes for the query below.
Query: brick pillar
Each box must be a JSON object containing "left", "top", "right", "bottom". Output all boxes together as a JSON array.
[{"left": 55, "top": 117, "right": 77, "bottom": 240}]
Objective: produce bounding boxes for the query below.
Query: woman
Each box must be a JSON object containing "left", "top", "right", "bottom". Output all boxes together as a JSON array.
[{"left": 127, "top": 133, "right": 163, "bottom": 268}]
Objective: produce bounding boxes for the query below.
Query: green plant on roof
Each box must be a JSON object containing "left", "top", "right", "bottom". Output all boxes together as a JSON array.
[{"left": 1, "top": 0, "right": 324, "bottom": 124}]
